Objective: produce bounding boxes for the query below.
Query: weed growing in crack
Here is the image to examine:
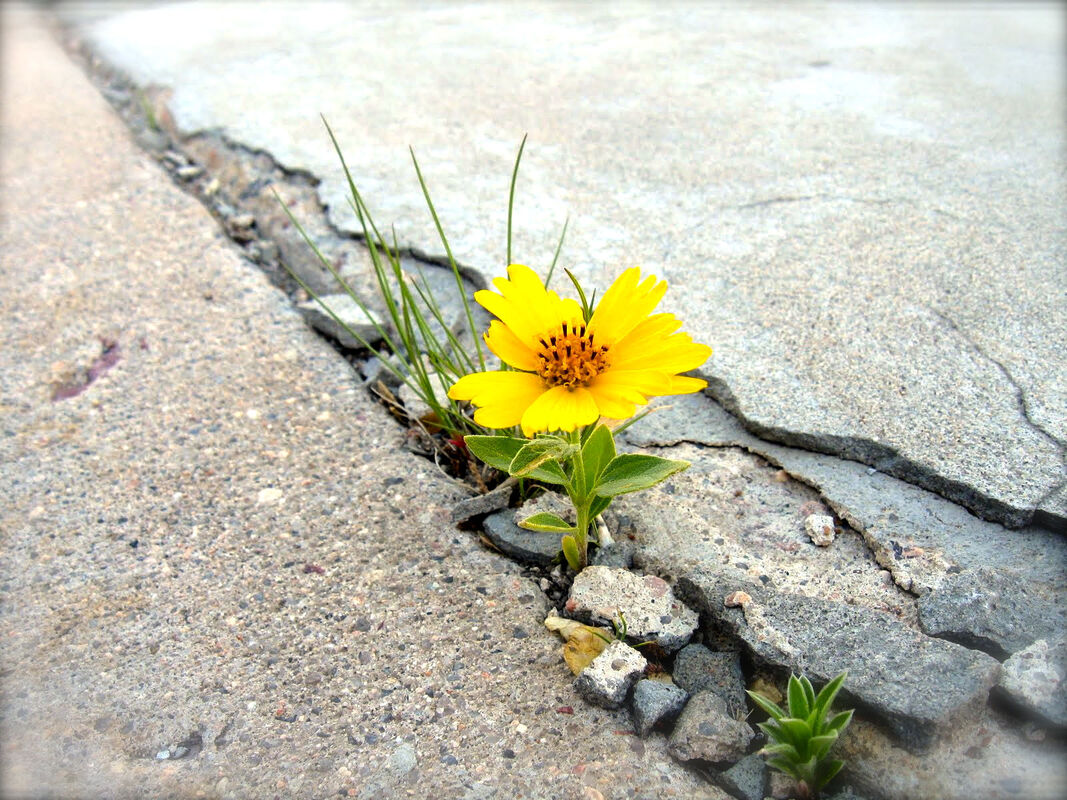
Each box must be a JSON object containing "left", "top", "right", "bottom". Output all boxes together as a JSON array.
[
  {"left": 747, "top": 671, "right": 854, "bottom": 800},
  {"left": 281, "top": 121, "right": 712, "bottom": 569},
  {"left": 455, "top": 265, "right": 711, "bottom": 569}
]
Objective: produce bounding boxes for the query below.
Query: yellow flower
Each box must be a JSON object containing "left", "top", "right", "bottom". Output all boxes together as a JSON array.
[{"left": 448, "top": 264, "right": 712, "bottom": 436}]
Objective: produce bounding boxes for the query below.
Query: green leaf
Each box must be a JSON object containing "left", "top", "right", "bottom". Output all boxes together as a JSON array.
[
  {"left": 788, "top": 674, "right": 812, "bottom": 719},
  {"left": 561, "top": 535, "right": 581, "bottom": 571},
  {"left": 747, "top": 690, "right": 786, "bottom": 721},
  {"left": 510, "top": 439, "right": 576, "bottom": 478},
  {"left": 518, "top": 512, "right": 574, "bottom": 533},
  {"left": 809, "top": 733, "right": 839, "bottom": 761},
  {"left": 762, "top": 742, "right": 801, "bottom": 761},
  {"left": 464, "top": 435, "right": 567, "bottom": 484},
  {"left": 589, "top": 494, "right": 613, "bottom": 520},
  {"left": 825, "top": 709, "right": 854, "bottom": 735},
  {"left": 580, "top": 425, "right": 616, "bottom": 496},
  {"left": 764, "top": 756, "right": 803, "bottom": 782},
  {"left": 594, "top": 454, "right": 690, "bottom": 497},
  {"left": 811, "top": 670, "right": 848, "bottom": 728},
  {"left": 778, "top": 718, "right": 813, "bottom": 752},
  {"left": 814, "top": 758, "right": 845, "bottom": 789}
]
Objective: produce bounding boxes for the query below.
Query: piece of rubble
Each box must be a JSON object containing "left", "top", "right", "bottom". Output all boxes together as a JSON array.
[
  {"left": 671, "top": 644, "right": 747, "bottom": 718},
  {"left": 574, "top": 640, "right": 647, "bottom": 708},
  {"left": 805, "top": 513, "right": 837, "bottom": 546},
  {"left": 718, "top": 753, "right": 767, "bottom": 800},
  {"left": 483, "top": 510, "right": 561, "bottom": 566},
  {"left": 449, "top": 480, "right": 513, "bottom": 525},
  {"left": 631, "top": 679, "right": 688, "bottom": 738},
  {"left": 679, "top": 570, "right": 1000, "bottom": 751},
  {"left": 566, "top": 566, "right": 698, "bottom": 653},
  {"left": 297, "top": 292, "right": 386, "bottom": 350},
  {"left": 918, "top": 567, "right": 1064, "bottom": 659},
  {"left": 667, "top": 690, "right": 754, "bottom": 764},
  {"left": 997, "top": 638, "right": 1067, "bottom": 727}
]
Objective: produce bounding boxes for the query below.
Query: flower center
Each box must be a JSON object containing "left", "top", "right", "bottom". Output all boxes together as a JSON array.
[{"left": 535, "top": 321, "right": 610, "bottom": 388}]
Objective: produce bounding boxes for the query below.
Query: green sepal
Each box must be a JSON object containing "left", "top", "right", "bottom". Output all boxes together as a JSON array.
[
  {"left": 594, "top": 454, "right": 690, "bottom": 497},
  {"left": 561, "top": 535, "right": 582, "bottom": 571},
  {"left": 517, "top": 512, "right": 574, "bottom": 533},
  {"left": 463, "top": 435, "right": 567, "bottom": 484}
]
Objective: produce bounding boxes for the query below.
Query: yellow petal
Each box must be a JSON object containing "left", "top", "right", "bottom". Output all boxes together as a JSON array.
[
  {"left": 484, "top": 320, "right": 539, "bottom": 371},
  {"left": 587, "top": 267, "right": 667, "bottom": 346},
  {"left": 448, "top": 370, "right": 546, "bottom": 430},
  {"left": 520, "top": 385, "right": 599, "bottom": 436},
  {"left": 594, "top": 368, "right": 675, "bottom": 398},
  {"left": 476, "top": 264, "right": 582, "bottom": 345},
  {"left": 667, "top": 375, "right": 708, "bottom": 395},
  {"left": 586, "top": 381, "right": 644, "bottom": 420}
]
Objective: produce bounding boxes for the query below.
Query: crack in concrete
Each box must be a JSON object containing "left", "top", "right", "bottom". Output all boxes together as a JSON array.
[
  {"left": 930, "top": 308, "right": 1067, "bottom": 452},
  {"left": 63, "top": 22, "right": 1061, "bottom": 536}
]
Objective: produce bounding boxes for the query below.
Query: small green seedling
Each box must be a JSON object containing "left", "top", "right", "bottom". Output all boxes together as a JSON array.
[
  {"left": 747, "top": 671, "right": 854, "bottom": 800},
  {"left": 587, "top": 610, "right": 655, "bottom": 648}
]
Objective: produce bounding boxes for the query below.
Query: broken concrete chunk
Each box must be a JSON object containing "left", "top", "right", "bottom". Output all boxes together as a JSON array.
[
  {"left": 671, "top": 644, "right": 747, "bottom": 718},
  {"left": 997, "top": 639, "right": 1067, "bottom": 728},
  {"left": 574, "top": 640, "right": 647, "bottom": 709},
  {"left": 631, "top": 679, "right": 688, "bottom": 738},
  {"left": 482, "top": 510, "right": 560, "bottom": 566},
  {"left": 566, "top": 566, "right": 698, "bottom": 653},
  {"left": 918, "top": 567, "right": 1065, "bottom": 659},
  {"left": 449, "top": 480, "right": 513, "bottom": 525},
  {"left": 805, "top": 513, "right": 837, "bottom": 546},
  {"left": 718, "top": 752, "right": 767, "bottom": 800},
  {"left": 667, "top": 690, "right": 754, "bottom": 764},
  {"left": 678, "top": 570, "right": 1001, "bottom": 752},
  {"left": 297, "top": 293, "right": 385, "bottom": 350}
]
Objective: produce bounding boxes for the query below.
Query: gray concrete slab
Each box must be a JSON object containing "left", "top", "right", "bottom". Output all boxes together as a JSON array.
[
  {"left": 0, "top": 7, "right": 726, "bottom": 798},
  {"left": 61, "top": 0, "right": 1067, "bottom": 528}
]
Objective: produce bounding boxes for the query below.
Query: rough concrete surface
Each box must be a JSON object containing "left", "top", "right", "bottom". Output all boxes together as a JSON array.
[
  {"left": 0, "top": 7, "right": 727, "bottom": 799},
  {"left": 60, "top": 0, "right": 1067, "bottom": 528}
]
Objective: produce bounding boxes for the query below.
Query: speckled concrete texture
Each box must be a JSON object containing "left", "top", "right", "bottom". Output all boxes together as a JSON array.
[
  {"left": 60, "top": 0, "right": 1067, "bottom": 528},
  {"left": 0, "top": 7, "right": 726, "bottom": 799}
]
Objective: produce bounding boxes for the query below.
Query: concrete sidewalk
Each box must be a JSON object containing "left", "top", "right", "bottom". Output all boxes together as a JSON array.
[{"left": 0, "top": 6, "right": 720, "bottom": 798}]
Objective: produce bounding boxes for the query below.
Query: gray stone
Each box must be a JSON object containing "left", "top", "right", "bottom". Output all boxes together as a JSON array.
[
  {"left": 449, "top": 480, "right": 513, "bottom": 525},
  {"left": 627, "top": 396, "right": 1067, "bottom": 600},
  {"left": 671, "top": 644, "right": 747, "bottom": 719},
  {"left": 590, "top": 538, "right": 636, "bottom": 569},
  {"left": 668, "top": 691, "right": 754, "bottom": 765},
  {"left": 678, "top": 571, "right": 1000, "bottom": 751},
  {"left": 482, "top": 510, "right": 561, "bottom": 566},
  {"left": 997, "top": 639, "right": 1067, "bottom": 728},
  {"left": 69, "top": 1, "right": 1067, "bottom": 529},
  {"left": 805, "top": 513, "right": 836, "bottom": 546},
  {"left": 566, "top": 566, "right": 698, "bottom": 653},
  {"left": 631, "top": 679, "right": 688, "bottom": 738},
  {"left": 574, "top": 641, "right": 647, "bottom": 709},
  {"left": 718, "top": 753, "right": 767, "bottom": 800},
  {"left": 297, "top": 292, "right": 385, "bottom": 350},
  {"left": 918, "top": 568, "right": 1065, "bottom": 659}
]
